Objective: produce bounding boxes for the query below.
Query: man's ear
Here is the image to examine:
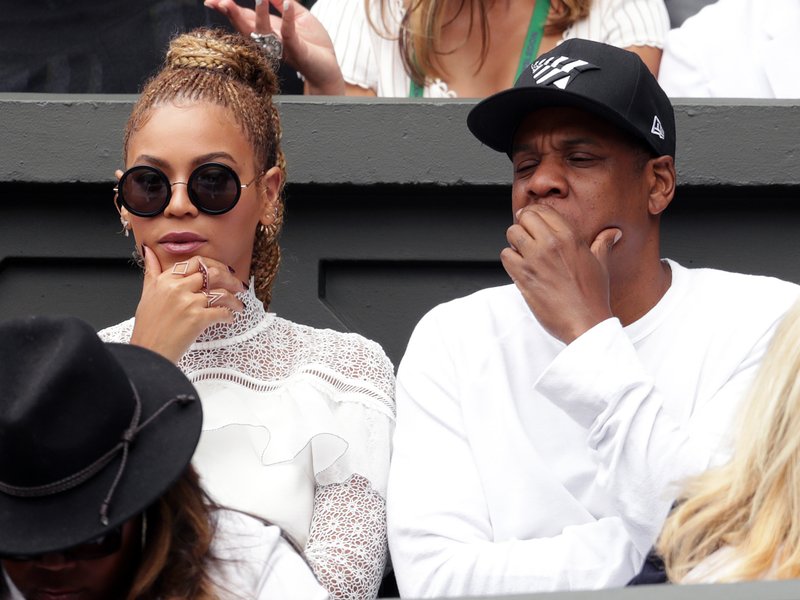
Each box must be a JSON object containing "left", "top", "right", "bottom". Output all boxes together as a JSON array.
[
  {"left": 647, "top": 156, "right": 676, "bottom": 216},
  {"left": 259, "top": 166, "right": 283, "bottom": 227}
]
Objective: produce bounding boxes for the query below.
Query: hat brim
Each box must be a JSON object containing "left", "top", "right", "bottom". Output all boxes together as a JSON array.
[
  {"left": 467, "top": 85, "right": 659, "bottom": 157},
  {"left": 0, "top": 343, "right": 201, "bottom": 556}
]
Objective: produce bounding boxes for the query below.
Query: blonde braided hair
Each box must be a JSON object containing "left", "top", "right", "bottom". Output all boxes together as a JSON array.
[{"left": 123, "top": 27, "right": 286, "bottom": 309}]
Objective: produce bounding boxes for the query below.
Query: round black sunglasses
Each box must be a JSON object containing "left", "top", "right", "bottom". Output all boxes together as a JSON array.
[{"left": 114, "top": 162, "right": 258, "bottom": 217}]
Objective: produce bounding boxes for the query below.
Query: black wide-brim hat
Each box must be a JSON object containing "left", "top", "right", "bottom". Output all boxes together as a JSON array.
[
  {"left": 0, "top": 316, "right": 202, "bottom": 556},
  {"left": 467, "top": 38, "right": 676, "bottom": 158}
]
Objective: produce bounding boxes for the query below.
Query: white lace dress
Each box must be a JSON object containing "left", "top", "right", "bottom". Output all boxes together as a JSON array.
[{"left": 99, "top": 287, "right": 396, "bottom": 600}]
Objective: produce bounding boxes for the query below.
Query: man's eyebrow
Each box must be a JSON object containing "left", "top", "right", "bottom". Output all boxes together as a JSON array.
[
  {"left": 511, "top": 136, "right": 603, "bottom": 157},
  {"left": 560, "top": 136, "right": 602, "bottom": 148},
  {"left": 511, "top": 142, "right": 536, "bottom": 157}
]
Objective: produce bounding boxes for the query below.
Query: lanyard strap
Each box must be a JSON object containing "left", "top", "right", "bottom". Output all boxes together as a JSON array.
[
  {"left": 516, "top": 0, "right": 551, "bottom": 80},
  {"left": 409, "top": 0, "right": 551, "bottom": 98}
]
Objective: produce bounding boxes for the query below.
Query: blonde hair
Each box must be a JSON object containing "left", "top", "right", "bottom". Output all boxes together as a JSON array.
[
  {"left": 658, "top": 298, "right": 800, "bottom": 582},
  {"left": 124, "top": 28, "right": 286, "bottom": 309},
  {"left": 369, "top": 0, "right": 591, "bottom": 87}
]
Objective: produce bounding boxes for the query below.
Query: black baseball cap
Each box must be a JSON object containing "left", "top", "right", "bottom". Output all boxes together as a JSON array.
[{"left": 467, "top": 38, "right": 675, "bottom": 158}]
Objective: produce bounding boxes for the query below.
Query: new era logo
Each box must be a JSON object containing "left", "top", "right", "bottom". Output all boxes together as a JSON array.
[
  {"left": 651, "top": 116, "right": 665, "bottom": 140},
  {"left": 529, "top": 55, "right": 599, "bottom": 90}
]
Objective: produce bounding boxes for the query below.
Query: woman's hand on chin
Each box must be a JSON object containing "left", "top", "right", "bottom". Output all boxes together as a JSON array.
[{"left": 129, "top": 246, "right": 248, "bottom": 363}]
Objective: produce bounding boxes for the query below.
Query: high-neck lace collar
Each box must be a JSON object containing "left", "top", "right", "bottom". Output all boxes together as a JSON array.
[{"left": 192, "top": 284, "right": 273, "bottom": 347}]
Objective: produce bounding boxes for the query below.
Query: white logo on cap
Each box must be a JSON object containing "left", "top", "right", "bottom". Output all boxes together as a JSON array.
[
  {"left": 651, "top": 116, "right": 665, "bottom": 140},
  {"left": 529, "top": 55, "right": 599, "bottom": 89}
]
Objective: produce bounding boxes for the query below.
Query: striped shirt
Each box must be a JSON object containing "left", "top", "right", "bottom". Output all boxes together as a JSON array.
[{"left": 311, "top": 0, "right": 670, "bottom": 97}]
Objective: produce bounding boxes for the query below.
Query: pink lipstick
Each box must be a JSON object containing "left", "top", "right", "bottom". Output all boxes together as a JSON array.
[{"left": 158, "top": 232, "right": 206, "bottom": 255}]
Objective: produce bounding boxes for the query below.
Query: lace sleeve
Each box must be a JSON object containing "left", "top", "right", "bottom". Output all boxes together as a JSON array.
[
  {"left": 97, "top": 319, "right": 134, "bottom": 343},
  {"left": 304, "top": 474, "right": 387, "bottom": 600}
]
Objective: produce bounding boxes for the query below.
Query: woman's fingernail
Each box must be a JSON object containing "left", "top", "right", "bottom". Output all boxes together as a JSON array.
[
  {"left": 228, "top": 265, "right": 236, "bottom": 274},
  {"left": 283, "top": 0, "right": 290, "bottom": 10},
  {"left": 255, "top": 0, "right": 263, "bottom": 6}
]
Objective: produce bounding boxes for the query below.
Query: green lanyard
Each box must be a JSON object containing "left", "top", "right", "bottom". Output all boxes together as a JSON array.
[{"left": 409, "top": 0, "right": 551, "bottom": 98}]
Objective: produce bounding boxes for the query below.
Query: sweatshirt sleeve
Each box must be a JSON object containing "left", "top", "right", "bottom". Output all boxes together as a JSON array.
[
  {"left": 387, "top": 312, "right": 643, "bottom": 597},
  {"left": 535, "top": 316, "right": 773, "bottom": 554}
]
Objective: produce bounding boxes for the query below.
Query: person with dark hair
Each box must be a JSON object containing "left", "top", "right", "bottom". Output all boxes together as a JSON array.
[
  {"left": 385, "top": 38, "right": 800, "bottom": 597},
  {"left": 99, "top": 27, "right": 395, "bottom": 599},
  {"left": 0, "top": 315, "right": 327, "bottom": 599}
]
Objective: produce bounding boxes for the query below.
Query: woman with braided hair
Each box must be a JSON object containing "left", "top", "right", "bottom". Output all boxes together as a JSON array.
[{"left": 100, "top": 27, "right": 395, "bottom": 600}]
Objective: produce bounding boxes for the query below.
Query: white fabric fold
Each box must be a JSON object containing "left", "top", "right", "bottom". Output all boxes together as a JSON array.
[{"left": 98, "top": 285, "right": 396, "bottom": 588}]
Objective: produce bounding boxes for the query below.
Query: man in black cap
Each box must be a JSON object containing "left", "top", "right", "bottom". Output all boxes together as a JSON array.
[{"left": 386, "top": 39, "right": 800, "bottom": 597}]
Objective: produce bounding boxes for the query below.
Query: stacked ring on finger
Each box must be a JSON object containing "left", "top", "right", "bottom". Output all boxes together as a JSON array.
[
  {"left": 172, "top": 259, "right": 209, "bottom": 291},
  {"left": 197, "top": 260, "right": 209, "bottom": 292},
  {"left": 203, "top": 291, "right": 224, "bottom": 308},
  {"left": 172, "top": 261, "right": 191, "bottom": 276}
]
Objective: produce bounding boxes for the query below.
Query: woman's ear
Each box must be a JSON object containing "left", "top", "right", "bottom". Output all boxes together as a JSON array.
[
  {"left": 113, "top": 169, "right": 127, "bottom": 217},
  {"left": 113, "top": 169, "right": 134, "bottom": 238},
  {"left": 648, "top": 156, "right": 676, "bottom": 216},
  {"left": 259, "top": 166, "right": 283, "bottom": 227}
]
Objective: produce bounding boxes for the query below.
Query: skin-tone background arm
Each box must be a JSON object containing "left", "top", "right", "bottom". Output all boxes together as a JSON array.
[
  {"left": 627, "top": 45, "right": 662, "bottom": 77},
  {"left": 204, "top": 0, "right": 347, "bottom": 95}
]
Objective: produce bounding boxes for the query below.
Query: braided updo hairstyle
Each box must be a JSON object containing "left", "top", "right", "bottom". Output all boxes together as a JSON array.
[{"left": 124, "top": 28, "right": 286, "bottom": 309}]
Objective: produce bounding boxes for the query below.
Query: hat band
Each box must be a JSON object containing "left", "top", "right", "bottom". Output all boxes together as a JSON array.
[{"left": 0, "top": 381, "right": 197, "bottom": 525}]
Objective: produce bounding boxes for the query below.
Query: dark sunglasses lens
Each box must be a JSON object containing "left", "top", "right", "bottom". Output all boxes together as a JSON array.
[
  {"left": 1, "top": 527, "right": 123, "bottom": 562},
  {"left": 121, "top": 167, "right": 169, "bottom": 216},
  {"left": 190, "top": 164, "right": 240, "bottom": 214}
]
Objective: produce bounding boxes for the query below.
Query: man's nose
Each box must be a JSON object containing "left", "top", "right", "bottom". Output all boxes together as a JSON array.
[{"left": 526, "top": 157, "right": 568, "bottom": 199}]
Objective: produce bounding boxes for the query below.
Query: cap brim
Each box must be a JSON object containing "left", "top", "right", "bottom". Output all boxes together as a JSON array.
[
  {"left": 467, "top": 85, "right": 657, "bottom": 157},
  {"left": 0, "top": 344, "right": 201, "bottom": 556}
]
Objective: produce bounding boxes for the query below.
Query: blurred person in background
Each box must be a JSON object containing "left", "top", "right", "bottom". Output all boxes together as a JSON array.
[
  {"left": 658, "top": 0, "right": 800, "bottom": 98},
  {"left": 0, "top": 0, "right": 316, "bottom": 94},
  {"left": 206, "top": 0, "right": 669, "bottom": 96}
]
